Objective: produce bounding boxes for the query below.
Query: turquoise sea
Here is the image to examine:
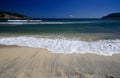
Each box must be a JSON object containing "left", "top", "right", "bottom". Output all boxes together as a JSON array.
[{"left": 0, "top": 19, "right": 120, "bottom": 55}]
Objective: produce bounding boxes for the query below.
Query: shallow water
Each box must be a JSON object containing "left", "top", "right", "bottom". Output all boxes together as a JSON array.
[{"left": 0, "top": 19, "right": 120, "bottom": 55}]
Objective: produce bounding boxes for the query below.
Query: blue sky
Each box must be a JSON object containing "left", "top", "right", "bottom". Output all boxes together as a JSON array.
[{"left": 0, "top": 0, "right": 120, "bottom": 18}]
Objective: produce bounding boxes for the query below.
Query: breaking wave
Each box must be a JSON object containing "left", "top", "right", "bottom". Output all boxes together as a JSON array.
[
  {"left": 0, "top": 36, "right": 120, "bottom": 56},
  {"left": 0, "top": 21, "right": 98, "bottom": 25}
]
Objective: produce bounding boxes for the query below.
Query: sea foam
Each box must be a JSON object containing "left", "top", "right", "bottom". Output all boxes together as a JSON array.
[
  {"left": 0, "top": 36, "right": 120, "bottom": 56},
  {"left": 0, "top": 21, "right": 97, "bottom": 25}
]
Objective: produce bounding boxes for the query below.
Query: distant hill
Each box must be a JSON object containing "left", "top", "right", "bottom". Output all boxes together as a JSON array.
[
  {"left": 0, "top": 10, "right": 30, "bottom": 19},
  {"left": 102, "top": 13, "right": 120, "bottom": 19}
]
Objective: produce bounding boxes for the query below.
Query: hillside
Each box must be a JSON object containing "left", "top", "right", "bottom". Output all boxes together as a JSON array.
[
  {"left": 0, "top": 10, "right": 30, "bottom": 19},
  {"left": 102, "top": 13, "right": 120, "bottom": 19}
]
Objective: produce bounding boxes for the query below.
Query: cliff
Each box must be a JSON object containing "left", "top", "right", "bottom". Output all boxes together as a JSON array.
[
  {"left": 0, "top": 10, "right": 30, "bottom": 19},
  {"left": 102, "top": 13, "right": 120, "bottom": 19}
]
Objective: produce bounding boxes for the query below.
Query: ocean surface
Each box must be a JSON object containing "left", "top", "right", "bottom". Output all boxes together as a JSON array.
[{"left": 0, "top": 19, "right": 120, "bottom": 56}]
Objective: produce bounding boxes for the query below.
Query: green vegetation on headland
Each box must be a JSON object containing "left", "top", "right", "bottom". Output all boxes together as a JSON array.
[
  {"left": 0, "top": 10, "right": 30, "bottom": 19},
  {"left": 102, "top": 13, "right": 120, "bottom": 19}
]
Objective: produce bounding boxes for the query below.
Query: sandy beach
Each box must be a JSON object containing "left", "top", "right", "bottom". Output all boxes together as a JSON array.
[{"left": 0, "top": 45, "right": 119, "bottom": 78}]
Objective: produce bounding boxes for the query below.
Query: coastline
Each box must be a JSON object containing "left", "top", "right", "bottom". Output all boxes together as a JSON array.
[
  {"left": 0, "top": 36, "right": 120, "bottom": 56},
  {"left": 0, "top": 45, "right": 120, "bottom": 78}
]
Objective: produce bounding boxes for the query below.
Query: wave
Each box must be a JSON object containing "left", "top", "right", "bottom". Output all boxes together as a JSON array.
[
  {"left": 0, "top": 36, "right": 120, "bottom": 56},
  {"left": 7, "top": 20, "right": 42, "bottom": 22},
  {"left": 0, "top": 21, "right": 98, "bottom": 25}
]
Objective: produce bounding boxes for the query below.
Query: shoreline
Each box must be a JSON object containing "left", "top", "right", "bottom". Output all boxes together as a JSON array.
[
  {"left": 0, "top": 36, "right": 120, "bottom": 56},
  {"left": 0, "top": 45, "right": 120, "bottom": 78},
  {"left": 1, "top": 44, "right": 120, "bottom": 56}
]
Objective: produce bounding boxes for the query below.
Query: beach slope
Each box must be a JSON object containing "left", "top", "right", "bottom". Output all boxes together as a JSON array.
[{"left": 0, "top": 45, "right": 120, "bottom": 78}]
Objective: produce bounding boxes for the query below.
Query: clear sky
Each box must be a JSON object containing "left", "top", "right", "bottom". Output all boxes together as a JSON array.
[{"left": 0, "top": 0, "right": 120, "bottom": 18}]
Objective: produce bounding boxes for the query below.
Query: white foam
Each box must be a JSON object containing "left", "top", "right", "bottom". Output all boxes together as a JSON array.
[
  {"left": 0, "top": 21, "right": 96, "bottom": 25},
  {"left": 7, "top": 20, "right": 42, "bottom": 22},
  {"left": 7, "top": 20, "right": 29, "bottom": 22},
  {"left": 0, "top": 36, "right": 120, "bottom": 56}
]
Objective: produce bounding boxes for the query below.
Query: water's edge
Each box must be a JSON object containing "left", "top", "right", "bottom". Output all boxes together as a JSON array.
[{"left": 0, "top": 36, "right": 120, "bottom": 56}]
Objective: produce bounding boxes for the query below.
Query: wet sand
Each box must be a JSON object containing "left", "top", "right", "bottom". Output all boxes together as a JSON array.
[{"left": 0, "top": 45, "right": 120, "bottom": 78}]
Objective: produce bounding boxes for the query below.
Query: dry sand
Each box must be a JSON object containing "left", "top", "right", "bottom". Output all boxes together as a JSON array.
[{"left": 0, "top": 45, "right": 120, "bottom": 78}]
